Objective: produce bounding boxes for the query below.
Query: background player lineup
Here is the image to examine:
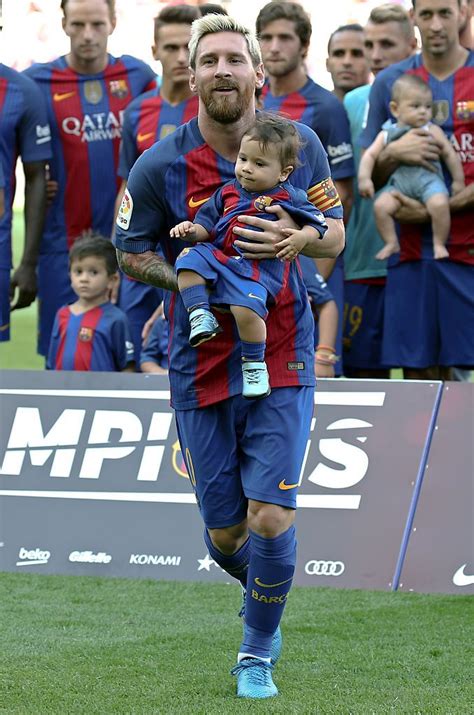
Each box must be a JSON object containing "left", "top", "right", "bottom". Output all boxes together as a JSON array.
[{"left": 2, "top": 0, "right": 413, "bottom": 86}]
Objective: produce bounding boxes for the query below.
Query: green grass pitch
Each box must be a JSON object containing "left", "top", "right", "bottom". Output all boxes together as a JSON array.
[{"left": 0, "top": 572, "right": 471, "bottom": 713}]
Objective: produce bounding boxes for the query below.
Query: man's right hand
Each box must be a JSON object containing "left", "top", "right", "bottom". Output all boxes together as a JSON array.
[
  {"left": 384, "top": 128, "right": 441, "bottom": 172},
  {"left": 45, "top": 164, "right": 58, "bottom": 205}
]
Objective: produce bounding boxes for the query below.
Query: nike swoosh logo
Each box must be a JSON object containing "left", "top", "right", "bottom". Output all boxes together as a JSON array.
[
  {"left": 278, "top": 479, "right": 299, "bottom": 490},
  {"left": 452, "top": 564, "right": 474, "bottom": 586},
  {"left": 188, "top": 196, "right": 211, "bottom": 208},
  {"left": 53, "top": 91, "right": 75, "bottom": 102},
  {"left": 254, "top": 576, "right": 293, "bottom": 588},
  {"left": 137, "top": 131, "right": 154, "bottom": 143},
  {"left": 248, "top": 292, "right": 265, "bottom": 303}
]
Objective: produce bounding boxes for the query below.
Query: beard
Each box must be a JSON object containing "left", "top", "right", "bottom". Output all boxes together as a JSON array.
[{"left": 199, "top": 81, "right": 255, "bottom": 124}]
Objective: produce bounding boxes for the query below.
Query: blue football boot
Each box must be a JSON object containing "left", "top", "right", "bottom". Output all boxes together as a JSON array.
[{"left": 231, "top": 657, "right": 278, "bottom": 699}]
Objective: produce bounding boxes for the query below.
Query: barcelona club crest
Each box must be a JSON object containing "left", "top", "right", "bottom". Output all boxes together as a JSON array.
[
  {"left": 254, "top": 195, "right": 273, "bottom": 211},
  {"left": 456, "top": 100, "right": 474, "bottom": 120},
  {"left": 432, "top": 100, "right": 450, "bottom": 125},
  {"left": 84, "top": 80, "right": 103, "bottom": 105},
  {"left": 109, "top": 79, "right": 129, "bottom": 99},
  {"left": 79, "top": 327, "right": 93, "bottom": 342}
]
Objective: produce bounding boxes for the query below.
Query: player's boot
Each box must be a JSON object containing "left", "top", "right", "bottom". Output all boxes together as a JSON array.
[
  {"left": 239, "top": 588, "right": 282, "bottom": 666},
  {"left": 242, "top": 361, "right": 271, "bottom": 399},
  {"left": 231, "top": 658, "right": 278, "bottom": 699},
  {"left": 188, "top": 308, "right": 222, "bottom": 347}
]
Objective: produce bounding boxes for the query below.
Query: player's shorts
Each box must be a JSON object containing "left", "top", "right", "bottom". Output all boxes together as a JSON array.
[
  {"left": 343, "top": 280, "right": 389, "bottom": 371},
  {"left": 175, "top": 386, "right": 314, "bottom": 529},
  {"left": 299, "top": 255, "right": 333, "bottom": 305},
  {"left": 37, "top": 252, "right": 75, "bottom": 356},
  {"left": 0, "top": 268, "right": 10, "bottom": 342},
  {"left": 382, "top": 260, "right": 474, "bottom": 368},
  {"left": 118, "top": 273, "right": 163, "bottom": 365},
  {"left": 381, "top": 166, "right": 448, "bottom": 204},
  {"left": 324, "top": 255, "right": 344, "bottom": 377},
  {"left": 176, "top": 245, "right": 269, "bottom": 320}
]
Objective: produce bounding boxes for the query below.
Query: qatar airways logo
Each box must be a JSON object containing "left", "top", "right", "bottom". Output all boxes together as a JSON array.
[
  {"left": 62, "top": 111, "right": 124, "bottom": 143},
  {"left": 451, "top": 132, "right": 474, "bottom": 163}
]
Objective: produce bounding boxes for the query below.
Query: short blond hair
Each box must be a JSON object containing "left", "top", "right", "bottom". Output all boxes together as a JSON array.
[
  {"left": 368, "top": 3, "right": 414, "bottom": 41},
  {"left": 188, "top": 13, "right": 262, "bottom": 70}
]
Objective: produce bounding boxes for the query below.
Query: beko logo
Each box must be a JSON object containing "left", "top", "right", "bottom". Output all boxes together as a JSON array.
[
  {"left": 16, "top": 547, "right": 51, "bottom": 566},
  {"left": 0, "top": 407, "right": 172, "bottom": 481},
  {"left": 305, "top": 560, "right": 345, "bottom": 576},
  {"left": 69, "top": 551, "right": 112, "bottom": 564}
]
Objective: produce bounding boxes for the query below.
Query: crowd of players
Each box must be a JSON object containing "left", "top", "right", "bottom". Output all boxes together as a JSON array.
[{"left": 0, "top": 0, "right": 473, "bottom": 380}]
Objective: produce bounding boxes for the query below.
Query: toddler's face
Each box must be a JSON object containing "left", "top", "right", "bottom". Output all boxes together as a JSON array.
[
  {"left": 235, "top": 136, "right": 291, "bottom": 192},
  {"left": 394, "top": 87, "right": 433, "bottom": 128}
]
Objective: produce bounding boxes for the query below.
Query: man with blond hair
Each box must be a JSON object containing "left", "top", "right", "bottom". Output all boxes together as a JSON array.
[{"left": 115, "top": 12, "right": 344, "bottom": 700}]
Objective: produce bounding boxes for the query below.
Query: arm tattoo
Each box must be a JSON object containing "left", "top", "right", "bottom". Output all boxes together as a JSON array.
[{"left": 117, "top": 250, "right": 178, "bottom": 292}]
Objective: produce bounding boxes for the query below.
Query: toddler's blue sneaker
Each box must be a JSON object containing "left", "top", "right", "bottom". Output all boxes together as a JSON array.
[
  {"left": 242, "top": 361, "right": 270, "bottom": 399},
  {"left": 188, "top": 308, "right": 222, "bottom": 347}
]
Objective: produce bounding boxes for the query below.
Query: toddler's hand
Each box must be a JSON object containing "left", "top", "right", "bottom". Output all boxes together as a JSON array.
[
  {"left": 358, "top": 178, "right": 374, "bottom": 199},
  {"left": 170, "top": 221, "right": 196, "bottom": 239}
]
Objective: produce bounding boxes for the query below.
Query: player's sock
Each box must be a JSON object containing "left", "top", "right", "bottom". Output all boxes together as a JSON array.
[
  {"left": 240, "top": 526, "right": 296, "bottom": 660},
  {"left": 241, "top": 340, "right": 265, "bottom": 363},
  {"left": 203, "top": 528, "right": 249, "bottom": 588},
  {"left": 180, "top": 285, "right": 210, "bottom": 313}
]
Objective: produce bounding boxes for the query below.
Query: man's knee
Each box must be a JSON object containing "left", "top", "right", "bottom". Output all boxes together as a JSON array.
[
  {"left": 208, "top": 519, "right": 248, "bottom": 555},
  {"left": 247, "top": 500, "right": 295, "bottom": 538}
]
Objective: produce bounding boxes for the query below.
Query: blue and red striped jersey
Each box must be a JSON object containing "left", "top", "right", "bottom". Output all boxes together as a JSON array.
[
  {"left": 360, "top": 51, "right": 474, "bottom": 264},
  {"left": 0, "top": 64, "right": 51, "bottom": 269},
  {"left": 119, "top": 88, "right": 198, "bottom": 178},
  {"left": 47, "top": 301, "right": 134, "bottom": 371},
  {"left": 191, "top": 178, "right": 327, "bottom": 299},
  {"left": 261, "top": 78, "right": 355, "bottom": 180},
  {"left": 24, "top": 55, "right": 156, "bottom": 253},
  {"left": 114, "top": 117, "right": 343, "bottom": 410}
]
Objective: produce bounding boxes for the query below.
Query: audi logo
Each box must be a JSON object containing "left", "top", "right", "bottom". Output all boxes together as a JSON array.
[{"left": 305, "top": 560, "right": 345, "bottom": 576}]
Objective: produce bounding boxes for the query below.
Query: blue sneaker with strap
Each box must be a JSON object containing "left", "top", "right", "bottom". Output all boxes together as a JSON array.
[
  {"left": 188, "top": 307, "right": 222, "bottom": 347},
  {"left": 242, "top": 361, "right": 271, "bottom": 399},
  {"left": 231, "top": 657, "right": 278, "bottom": 699},
  {"left": 239, "top": 588, "right": 282, "bottom": 666}
]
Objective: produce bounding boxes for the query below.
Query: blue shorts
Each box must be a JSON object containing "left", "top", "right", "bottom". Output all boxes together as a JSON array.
[
  {"left": 175, "top": 386, "right": 314, "bottom": 529},
  {"left": 118, "top": 274, "right": 163, "bottom": 364},
  {"left": 382, "top": 166, "right": 448, "bottom": 204},
  {"left": 0, "top": 268, "right": 10, "bottom": 342},
  {"left": 176, "top": 246, "right": 269, "bottom": 320},
  {"left": 343, "top": 281, "right": 389, "bottom": 371},
  {"left": 37, "top": 252, "right": 75, "bottom": 356},
  {"left": 383, "top": 260, "right": 474, "bottom": 368}
]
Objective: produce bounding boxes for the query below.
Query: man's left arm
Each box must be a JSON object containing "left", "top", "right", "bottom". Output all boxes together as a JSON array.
[{"left": 10, "top": 160, "right": 47, "bottom": 310}]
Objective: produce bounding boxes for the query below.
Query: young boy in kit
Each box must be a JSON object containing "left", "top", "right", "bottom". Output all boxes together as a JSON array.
[
  {"left": 170, "top": 113, "right": 328, "bottom": 398},
  {"left": 47, "top": 236, "right": 134, "bottom": 371},
  {"left": 358, "top": 74, "right": 465, "bottom": 260}
]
